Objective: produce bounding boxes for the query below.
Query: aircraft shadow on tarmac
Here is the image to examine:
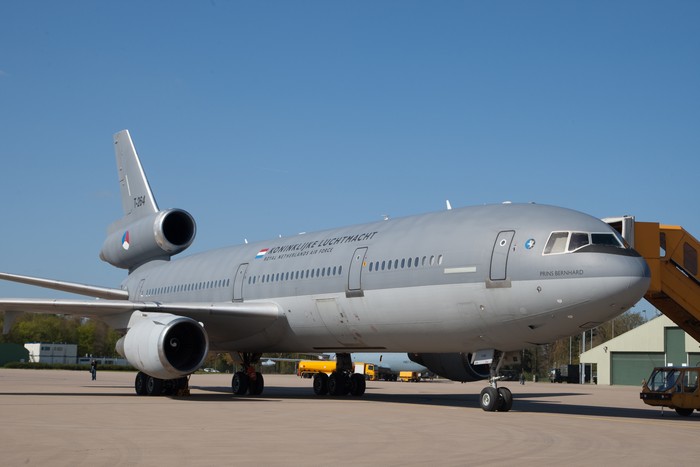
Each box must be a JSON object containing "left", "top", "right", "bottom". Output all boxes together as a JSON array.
[
  {"left": 186, "top": 384, "right": 697, "bottom": 420},
  {"left": 2, "top": 382, "right": 695, "bottom": 420}
]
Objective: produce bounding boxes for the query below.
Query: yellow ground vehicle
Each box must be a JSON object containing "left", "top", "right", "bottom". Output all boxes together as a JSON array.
[
  {"left": 354, "top": 363, "right": 396, "bottom": 381},
  {"left": 297, "top": 360, "right": 336, "bottom": 378},
  {"left": 399, "top": 371, "right": 420, "bottom": 382},
  {"left": 640, "top": 366, "right": 700, "bottom": 416}
]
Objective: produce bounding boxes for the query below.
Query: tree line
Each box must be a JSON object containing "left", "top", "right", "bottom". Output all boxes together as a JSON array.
[{"left": 0, "top": 313, "right": 121, "bottom": 358}]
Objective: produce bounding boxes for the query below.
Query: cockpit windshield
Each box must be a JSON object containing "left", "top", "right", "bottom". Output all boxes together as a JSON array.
[{"left": 543, "top": 231, "right": 625, "bottom": 255}]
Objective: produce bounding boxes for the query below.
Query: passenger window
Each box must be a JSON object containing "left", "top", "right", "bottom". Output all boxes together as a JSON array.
[
  {"left": 568, "top": 232, "right": 590, "bottom": 251},
  {"left": 544, "top": 232, "right": 569, "bottom": 254}
]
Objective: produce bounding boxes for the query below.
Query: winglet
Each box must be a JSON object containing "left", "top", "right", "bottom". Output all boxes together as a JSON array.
[{"left": 113, "top": 130, "right": 159, "bottom": 219}]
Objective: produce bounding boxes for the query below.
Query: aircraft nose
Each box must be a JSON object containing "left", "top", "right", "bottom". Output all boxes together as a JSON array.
[{"left": 620, "top": 254, "right": 651, "bottom": 306}]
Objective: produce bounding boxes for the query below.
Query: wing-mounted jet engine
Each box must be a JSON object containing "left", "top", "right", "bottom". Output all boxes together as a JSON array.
[
  {"left": 99, "top": 208, "right": 196, "bottom": 270},
  {"left": 116, "top": 312, "right": 209, "bottom": 395}
]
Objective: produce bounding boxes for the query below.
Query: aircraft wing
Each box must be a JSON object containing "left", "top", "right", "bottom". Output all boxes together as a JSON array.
[
  {"left": 0, "top": 298, "right": 281, "bottom": 333},
  {"left": 0, "top": 272, "right": 129, "bottom": 299}
]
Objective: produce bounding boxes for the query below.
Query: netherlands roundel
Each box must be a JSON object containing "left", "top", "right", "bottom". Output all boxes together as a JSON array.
[
  {"left": 525, "top": 238, "right": 536, "bottom": 250},
  {"left": 122, "top": 231, "right": 130, "bottom": 250}
]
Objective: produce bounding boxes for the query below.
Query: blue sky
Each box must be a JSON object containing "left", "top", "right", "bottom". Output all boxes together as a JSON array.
[{"left": 1, "top": 1, "right": 698, "bottom": 313}]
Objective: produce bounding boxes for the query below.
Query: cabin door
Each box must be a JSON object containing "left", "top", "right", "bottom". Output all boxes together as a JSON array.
[
  {"left": 489, "top": 231, "right": 515, "bottom": 281},
  {"left": 232, "top": 263, "right": 248, "bottom": 302},
  {"left": 347, "top": 247, "right": 368, "bottom": 296}
]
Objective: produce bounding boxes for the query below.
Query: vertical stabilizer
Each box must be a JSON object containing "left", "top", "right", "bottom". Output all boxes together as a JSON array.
[
  {"left": 102, "top": 130, "right": 196, "bottom": 270},
  {"left": 114, "top": 130, "right": 159, "bottom": 219}
]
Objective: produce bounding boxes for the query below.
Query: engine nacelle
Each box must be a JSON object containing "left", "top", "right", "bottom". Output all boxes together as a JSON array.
[
  {"left": 116, "top": 313, "right": 209, "bottom": 380},
  {"left": 100, "top": 209, "right": 196, "bottom": 270},
  {"left": 408, "top": 353, "right": 491, "bottom": 382}
]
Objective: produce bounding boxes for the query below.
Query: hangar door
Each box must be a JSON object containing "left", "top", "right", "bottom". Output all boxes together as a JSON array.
[{"left": 611, "top": 352, "right": 665, "bottom": 386}]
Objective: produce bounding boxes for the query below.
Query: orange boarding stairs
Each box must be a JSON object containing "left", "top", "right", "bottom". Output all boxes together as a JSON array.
[{"left": 633, "top": 222, "right": 700, "bottom": 342}]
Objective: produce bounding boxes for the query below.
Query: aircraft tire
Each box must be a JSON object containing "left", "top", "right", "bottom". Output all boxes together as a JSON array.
[
  {"left": 146, "top": 376, "right": 163, "bottom": 396},
  {"left": 135, "top": 372, "right": 148, "bottom": 396},
  {"left": 328, "top": 372, "right": 350, "bottom": 396},
  {"left": 480, "top": 387, "right": 499, "bottom": 411},
  {"left": 350, "top": 373, "right": 366, "bottom": 396},
  {"left": 232, "top": 371, "right": 249, "bottom": 395},
  {"left": 497, "top": 387, "right": 513, "bottom": 412},
  {"left": 313, "top": 373, "right": 328, "bottom": 395},
  {"left": 675, "top": 408, "right": 694, "bottom": 417},
  {"left": 248, "top": 372, "right": 264, "bottom": 395}
]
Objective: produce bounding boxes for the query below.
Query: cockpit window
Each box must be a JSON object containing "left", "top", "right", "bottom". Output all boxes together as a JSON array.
[
  {"left": 592, "top": 233, "right": 623, "bottom": 247},
  {"left": 568, "top": 232, "right": 590, "bottom": 251},
  {"left": 544, "top": 231, "right": 625, "bottom": 255},
  {"left": 543, "top": 232, "right": 569, "bottom": 254}
]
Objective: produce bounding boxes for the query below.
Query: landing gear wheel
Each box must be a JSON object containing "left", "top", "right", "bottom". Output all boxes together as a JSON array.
[
  {"left": 675, "top": 408, "right": 694, "bottom": 417},
  {"left": 135, "top": 372, "right": 148, "bottom": 396},
  {"left": 497, "top": 387, "right": 513, "bottom": 412},
  {"left": 350, "top": 373, "right": 366, "bottom": 396},
  {"left": 248, "top": 372, "right": 264, "bottom": 395},
  {"left": 328, "top": 372, "right": 350, "bottom": 396},
  {"left": 146, "top": 376, "right": 163, "bottom": 396},
  {"left": 232, "top": 371, "right": 249, "bottom": 395},
  {"left": 313, "top": 373, "right": 329, "bottom": 395},
  {"left": 480, "top": 387, "right": 499, "bottom": 411}
]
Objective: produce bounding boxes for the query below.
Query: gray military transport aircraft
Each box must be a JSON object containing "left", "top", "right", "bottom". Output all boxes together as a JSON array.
[{"left": 0, "top": 130, "right": 650, "bottom": 411}]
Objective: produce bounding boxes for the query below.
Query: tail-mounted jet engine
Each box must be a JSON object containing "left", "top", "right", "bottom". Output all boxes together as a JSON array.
[
  {"left": 408, "top": 353, "right": 491, "bottom": 382},
  {"left": 100, "top": 209, "right": 196, "bottom": 270},
  {"left": 116, "top": 313, "right": 209, "bottom": 380}
]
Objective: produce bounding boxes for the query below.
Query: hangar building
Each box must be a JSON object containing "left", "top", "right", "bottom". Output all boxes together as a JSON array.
[{"left": 580, "top": 315, "right": 700, "bottom": 386}]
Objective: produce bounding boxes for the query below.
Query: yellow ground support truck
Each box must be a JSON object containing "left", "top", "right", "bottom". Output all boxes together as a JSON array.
[
  {"left": 640, "top": 366, "right": 700, "bottom": 416},
  {"left": 297, "top": 360, "right": 336, "bottom": 378}
]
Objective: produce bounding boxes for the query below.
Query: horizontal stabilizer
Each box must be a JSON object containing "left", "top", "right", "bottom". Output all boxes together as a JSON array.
[{"left": 0, "top": 272, "right": 129, "bottom": 300}]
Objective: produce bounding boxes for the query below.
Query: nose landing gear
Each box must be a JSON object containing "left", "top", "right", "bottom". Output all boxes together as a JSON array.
[{"left": 479, "top": 351, "right": 514, "bottom": 412}]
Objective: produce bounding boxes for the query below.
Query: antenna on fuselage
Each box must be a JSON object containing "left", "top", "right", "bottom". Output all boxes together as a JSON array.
[{"left": 446, "top": 200, "right": 452, "bottom": 210}]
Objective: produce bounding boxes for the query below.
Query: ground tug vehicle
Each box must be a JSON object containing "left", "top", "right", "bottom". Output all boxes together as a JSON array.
[{"left": 640, "top": 366, "right": 700, "bottom": 416}]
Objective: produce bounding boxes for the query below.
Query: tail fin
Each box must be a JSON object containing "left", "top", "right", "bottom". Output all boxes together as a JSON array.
[
  {"left": 101, "top": 130, "right": 196, "bottom": 270},
  {"left": 113, "top": 130, "right": 159, "bottom": 220}
]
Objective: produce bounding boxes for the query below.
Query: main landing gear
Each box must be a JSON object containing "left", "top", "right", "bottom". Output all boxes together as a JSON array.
[
  {"left": 231, "top": 352, "right": 265, "bottom": 396},
  {"left": 311, "top": 353, "right": 366, "bottom": 397},
  {"left": 134, "top": 371, "right": 189, "bottom": 396},
  {"left": 479, "top": 351, "right": 513, "bottom": 412}
]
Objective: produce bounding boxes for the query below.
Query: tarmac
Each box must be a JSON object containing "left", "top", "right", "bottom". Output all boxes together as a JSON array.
[{"left": 0, "top": 369, "right": 697, "bottom": 466}]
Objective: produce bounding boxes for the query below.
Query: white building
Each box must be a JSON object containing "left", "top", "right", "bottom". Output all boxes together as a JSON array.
[
  {"left": 580, "top": 315, "right": 700, "bottom": 385},
  {"left": 24, "top": 343, "right": 78, "bottom": 364}
]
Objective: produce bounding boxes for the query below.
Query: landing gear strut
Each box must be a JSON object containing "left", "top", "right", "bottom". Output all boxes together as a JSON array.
[
  {"left": 312, "top": 352, "right": 366, "bottom": 397},
  {"left": 231, "top": 352, "right": 264, "bottom": 396},
  {"left": 479, "top": 351, "right": 513, "bottom": 412}
]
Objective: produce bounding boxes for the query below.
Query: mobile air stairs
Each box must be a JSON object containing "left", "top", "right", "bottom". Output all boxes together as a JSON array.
[{"left": 605, "top": 217, "right": 700, "bottom": 342}]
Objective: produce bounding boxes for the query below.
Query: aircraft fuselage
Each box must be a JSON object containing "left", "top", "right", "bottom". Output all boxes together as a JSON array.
[{"left": 124, "top": 202, "right": 650, "bottom": 355}]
